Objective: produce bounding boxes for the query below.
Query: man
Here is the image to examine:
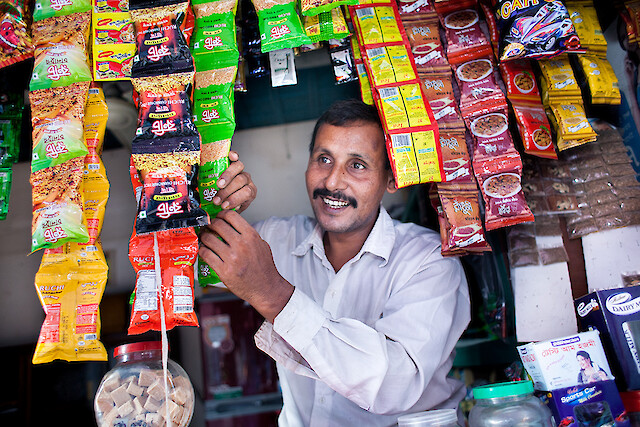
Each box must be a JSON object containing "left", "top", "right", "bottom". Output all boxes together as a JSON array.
[{"left": 199, "top": 99, "right": 470, "bottom": 426}]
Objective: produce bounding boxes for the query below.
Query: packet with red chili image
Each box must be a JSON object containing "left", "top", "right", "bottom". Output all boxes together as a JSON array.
[
  {"left": 474, "top": 153, "right": 535, "bottom": 230},
  {"left": 438, "top": 130, "right": 473, "bottom": 182},
  {"left": 403, "top": 19, "right": 449, "bottom": 74},
  {"left": 454, "top": 57, "right": 507, "bottom": 118},
  {"left": 128, "top": 227, "right": 199, "bottom": 335},
  {"left": 499, "top": 59, "right": 540, "bottom": 104},
  {"left": 420, "top": 73, "right": 464, "bottom": 129},
  {"left": 438, "top": 181, "right": 491, "bottom": 251},
  {"left": 439, "top": 7, "right": 493, "bottom": 65},
  {"left": 129, "top": 0, "right": 194, "bottom": 77},
  {"left": 512, "top": 103, "right": 557, "bottom": 159},
  {"left": 466, "top": 108, "right": 518, "bottom": 161}
]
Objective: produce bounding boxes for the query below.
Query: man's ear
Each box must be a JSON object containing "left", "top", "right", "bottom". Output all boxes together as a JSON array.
[{"left": 386, "top": 171, "right": 397, "bottom": 194}]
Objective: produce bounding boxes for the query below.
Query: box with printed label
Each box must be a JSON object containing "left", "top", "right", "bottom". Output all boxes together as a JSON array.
[
  {"left": 575, "top": 285, "right": 640, "bottom": 391},
  {"left": 544, "top": 380, "right": 630, "bottom": 427},
  {"left": 517, "top": 330, "right": 614, "bottom": 391}
]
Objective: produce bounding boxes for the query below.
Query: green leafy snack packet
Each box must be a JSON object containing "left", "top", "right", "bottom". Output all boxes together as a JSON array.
[
  {"left": 193, "top": 67, "right": 237, "bottom": 142},
  {"left": 251, "top": 0, "right": 310, "bottom": 53},
  {"left": 304, "top": 7, "right": 349, "bottom": 43},
  {"left": 33, "top": 0, "right": 91, "bottom": 22},
  {"left": 0, "top": 168, "right": 12, "bottom": 220},
  {"left": 191, "top": 0, "right": 240, "bottom": 70}
]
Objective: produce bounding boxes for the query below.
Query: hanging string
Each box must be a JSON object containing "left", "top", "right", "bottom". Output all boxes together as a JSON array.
[{"left": 154, "top": 232, "right": 172, "bottom": 427}]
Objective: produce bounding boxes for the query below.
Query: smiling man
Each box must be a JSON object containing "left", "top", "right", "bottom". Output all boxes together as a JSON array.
[{"left": 199, "top": 99, "right": 471, "bottom": 426}]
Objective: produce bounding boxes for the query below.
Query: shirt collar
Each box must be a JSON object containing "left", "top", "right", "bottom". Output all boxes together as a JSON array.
[{"left": 292, "top": 205, "right": 396, "bottom": 265}]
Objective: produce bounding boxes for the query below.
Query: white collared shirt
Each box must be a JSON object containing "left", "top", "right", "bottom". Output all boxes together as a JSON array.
[{"left": 253, "top": 206, "right": 470, "bottom": 427}]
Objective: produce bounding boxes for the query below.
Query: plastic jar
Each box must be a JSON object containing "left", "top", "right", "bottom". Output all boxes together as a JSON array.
[
  {"left": 94, "top": 341, "right": 195, "bottom": 427},
  {"left": 469, "top": 380, "right": 554, "bottom": 427},
  {"left": 397, "top": 409, "right": 461, "bottom": 427}
]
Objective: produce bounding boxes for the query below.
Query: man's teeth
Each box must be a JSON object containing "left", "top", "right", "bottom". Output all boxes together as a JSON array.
[{"left": 323, "top": 198, "right": 349, "bottom": 208}]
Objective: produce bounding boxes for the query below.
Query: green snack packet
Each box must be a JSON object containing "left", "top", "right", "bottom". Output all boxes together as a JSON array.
[
  {"left": 253, "top": 0, "right": 311, "bottom": 53},
  {"left": 30, "top": 43, "right": 92, "bottom": 90},
  {"left": 31, "top": 201, "right": 90, "bottom": 251},
  {"left": 304, "top": 7, "right": 349, "bottom": 43},
  {"left": 31, "top": 117, "right": 89, "bottom": 172},
  {"left": 191, "top": 0, "right": 239, "bottom": 70},
  {"left": 33, "top": 0, "right": 91, "bottom": 21},
  {"left": 193, "top": 67, "right": 237, "bottom": 142},
  {"left": 0, "top": 168, "right": 12, "bottom": 220},
  {"left": 300, "top": 0, "right": 357, "bottom": 17},
  {"left": 0, "top": 119, "right": 21, "bottom": 167},
  {"left": 198, "top": 255, "right": 223, "bottom": 286}
]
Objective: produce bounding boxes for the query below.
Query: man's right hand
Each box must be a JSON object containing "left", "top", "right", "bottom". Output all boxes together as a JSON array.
[{"left": 213, "top": 150, "right": 257, "bottom": 213}]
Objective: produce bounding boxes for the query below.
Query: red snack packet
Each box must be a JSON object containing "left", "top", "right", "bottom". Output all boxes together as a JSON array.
[
  {"left": 512, "top": 103, "right": 558, "bottom": 160},
  {"left": 479, "top": 0, "right": 499, "bottom": 55},
  {"left": 433, "top": 0, "right": 478, "bottom": 16},
  {"left": 499, "top": 60, "right": 540, "bottom": 104},
  {"left": 403, "top": 19, "right": 449, "bottom": 73},
  {"left": 128, "top": 227, "right": 199, "bottom": 334},
  {"left": 454, "top": 57, "right": 507, "bottom": 117},
  {"left": 397, "top": 0, "right": 437, "bottom": 21},
  {"left": 440, "top": 8, "right": 493, "bottom": 64},
  {"left": 467, "top": 108, "right": 518, "bottom": 160},
  {"left": 438, "top": 130, "right": 473, "bottom": 182},
  {"left": 474, "top": 153, "right": 535, "bottom": 231},
  {"left": 438, "top": 181, "right": 490, "bottom": 251},
  {"left": 420, "top": 73, "right": 464, "bottom": 129}
]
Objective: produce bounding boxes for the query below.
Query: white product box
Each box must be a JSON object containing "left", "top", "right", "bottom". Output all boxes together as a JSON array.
[{"left": 517, "top": 330, "right": 614, "bottom": 391}]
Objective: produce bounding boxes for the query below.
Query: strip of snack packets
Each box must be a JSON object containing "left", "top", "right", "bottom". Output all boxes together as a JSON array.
[
  {"left": 91, "top": 0, "right": 136, "bottom": 81},
  {"left": 0, "top": 1, "right": 34, "bottom": 70},
  {"left": 250, "top": 0, "right": 311, "bottom": 53},
  {"left": 351, "top": 0, "right": 444, "bottom": 187}
]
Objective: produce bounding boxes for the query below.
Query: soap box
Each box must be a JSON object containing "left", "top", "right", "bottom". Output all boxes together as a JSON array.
[
  {"left": 543, "top": 380, "right": 630, "bottom": 427},
  {"left": 517, "top": 330, "right": 614, "bottom": 391},
  {"left": 575, "top": 286, "right": 640, "bottom": 391}
]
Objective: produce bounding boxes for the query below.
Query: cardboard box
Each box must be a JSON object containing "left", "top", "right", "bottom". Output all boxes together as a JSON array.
[
  {"left": 575, "top": 286, "right": 640, "bottom": 391},
  {"left": 543, "top": 380, "right": 630, "bottom": 427},
  {"left": 518, "top": 330, "right": 614, "bottom": 391}
]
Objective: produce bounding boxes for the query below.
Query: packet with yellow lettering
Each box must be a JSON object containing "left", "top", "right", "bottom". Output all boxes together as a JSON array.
[{"left": 33, "top": 242, "right": 108, "bottom": 364}]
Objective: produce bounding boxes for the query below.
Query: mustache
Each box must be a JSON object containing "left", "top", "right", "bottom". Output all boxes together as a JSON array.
[{"left": 313, "top": 188, "right": 358, "bottom": 208}]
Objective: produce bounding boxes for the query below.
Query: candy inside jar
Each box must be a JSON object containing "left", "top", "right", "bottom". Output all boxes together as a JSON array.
[{"left": 94, "top": 341, "right": 194, "bottom": 427}]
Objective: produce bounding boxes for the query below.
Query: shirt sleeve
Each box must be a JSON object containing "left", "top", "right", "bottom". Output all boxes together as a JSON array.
[{"left": 254, "top": 253, "right": 470, "bottom": 414}]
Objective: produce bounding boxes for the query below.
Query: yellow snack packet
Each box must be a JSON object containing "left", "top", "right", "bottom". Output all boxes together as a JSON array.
[
  {"left": 356, "top": 63, "right": 374, "bottom": 105},
  {"left": 353, "top": 6, "right": 403, "bottom": 45},
  {"left": 539, "top": 57, "right": 582, "bottom": 105},
  {"left": 549, "top": 103, "right": 597, "bottom": 151},
  {"left": 578, "top": 56, "right": 621, "bottom": 105},
  {"left": 387, "top": 130, "right": 441, "bottom": 187},
  {"left": 377, "top": 83, "right": 432, "bottom": 131},
  {"left": 364, "top": 44, "right": 417, "bottom": 87},
  {"left": 33, "top": 242, "right": 108, "bottom": 364},
  {"left": 567, "top": 3, "right": 607, "bottom": 57}
]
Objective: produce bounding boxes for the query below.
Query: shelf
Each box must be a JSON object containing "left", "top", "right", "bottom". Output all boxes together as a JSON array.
[{"left": 204, "top": 392, "right": 283, "bottom": 420}]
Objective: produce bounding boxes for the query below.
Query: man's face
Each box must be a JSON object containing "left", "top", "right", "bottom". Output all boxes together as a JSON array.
[{"left": 305, "top": 122, "right": 396, "bottom": 235}]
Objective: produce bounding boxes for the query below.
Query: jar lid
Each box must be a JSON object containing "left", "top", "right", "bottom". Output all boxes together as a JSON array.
[
  {"left": 621, "top": 390, "right": 640, "bottom": 412},
  {"left": 114, "top": 341, "right": 167, "bottom": 357},
  {"left": 397, "top": 409, "right": 457, "bottom": 426},
  {"left": 473, "top": 380, "right": 534, "bottom": 400}
]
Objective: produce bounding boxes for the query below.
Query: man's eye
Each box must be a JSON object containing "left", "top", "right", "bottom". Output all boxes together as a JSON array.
[
  {"left": 319, "top": 156, "right": 331, "bottom": 164},
  {"left": 352, "top": 162, "right": 365, "bottom": 170}
]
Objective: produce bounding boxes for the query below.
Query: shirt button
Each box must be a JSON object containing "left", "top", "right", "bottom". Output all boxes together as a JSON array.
[
  {"left": 320, "top": 397, "right": 325, "bottom": 404},
  {"left": 331, "top": 291, "right": 336, "bottom": 297}
]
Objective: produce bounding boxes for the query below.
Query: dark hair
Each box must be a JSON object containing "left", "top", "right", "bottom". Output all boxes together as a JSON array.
[
  {"left": 576, "top": 351, "right": 591, "bottom": 362},
  {"left": 309, "top": 99, "right": 390, "bottom": 170}
]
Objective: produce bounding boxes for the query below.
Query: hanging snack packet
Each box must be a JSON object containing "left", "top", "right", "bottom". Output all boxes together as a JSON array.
[
  {"left": 499, "top": 59, "right": 540, "bottom": 104},
  {"left": 351, "top": 37, "right": 374, "bottom": 104},
  {"left": 454, "top": 57, "right": 507, "bottom": 118},
  {"left": 376, "top": 83, "right": 435, "bottom": 130},
  {"left": 576, "top": 56, "right": 621, "bottom": 105},
  {"left": 33, "top": 242, "right": 108, "bottom": 364},
  {"left": 352, "top": 5, "right": 404, "bottom": 45},
  {"left": 193, "top": 66, "right": 237, "bottom": 142},
  {"left": 191, "top": 0, "right": 239, "bottom": 70},
  {"left": 251, "top": 0, "right": 311, "bottom": 53},
  {"left": 474, "top": 153, "right": 535, "bottom": 230},
  {"left": 362, "top": 43, "right": 417, "bottom": 87},
  {"left": 301, "top": 0, "right": 356, "bottom": 17},
  {"left": 385, "top": 130, "right": 443, "bottom": 187},
  {"left": 512, "top": 103, "right": 557, "bottom": 159},
  {"left": 128, "top": 227, "right": 199, "bottom": 334},
  {"left": 129, "top": 0, "right": 194, "bottom": 78},
  {"left": 567, "top": 2, "right": 606, "bottom": 58},
  {"left": 304, "top": 7, "right": 349, "bottom": 43},
  {"left": 397, "top": 0, "right": 437, "bottom": 21},
  {"left": 403, "top": 19, "right": 449, "bottom": 74},
  {"left": 30, "top": 12, "right": 92, "bottom": 91},
  {"left": 0, "top": 168, "right": 12, "bottom": 220},
  {"left": 437, "top": 182, "right": 490, "bottom": 251},
  {"left": 420, "top": 73, "right": 463, "bottom": 130},
  {"left": 94, "top": 0, "right": 130, "bottom": 13},
  {"left": 496, "top": 0, "right": 581, "bottom": 61},
  {"left": 330, "top": 45, "right": 357, "bottom": 84},
  {"left": 466, "top": 108, "right": 518, "bottom": 161},
  {"left": 440, "top": 8, "right": 493, "bottom": 65},
  {"left": 0, "top": 1, "right": 34, "bottom": 70},
  {"left": 479, "top": 1, "right": 499, "bottom": 55},
  {"left": 538, "top": 57, "right": 582, "bottom": 105},
  {"left": 34, "top": 0, "right": 91, "bottom": 21},
  {"left": 438, "top": 130, "right": 472, "bottom": 182},
  {"left": 131, "top": 71, "right": 199, "bottom": 149},
  {"left": 0, "top": 118, "right": 21, "bottom": 167},
  {"left": 547, "top": 103, "right": 596, "bottom": 151}
]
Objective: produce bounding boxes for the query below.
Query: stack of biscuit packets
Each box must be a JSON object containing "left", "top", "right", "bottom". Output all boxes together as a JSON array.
[{"left": 91, "top": 0, "right": 136, "bottom": 81}]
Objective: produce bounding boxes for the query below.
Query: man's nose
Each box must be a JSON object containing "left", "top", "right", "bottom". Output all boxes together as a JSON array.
[{"left": 325, "top": 164, "right": 347, "bottom": 191}]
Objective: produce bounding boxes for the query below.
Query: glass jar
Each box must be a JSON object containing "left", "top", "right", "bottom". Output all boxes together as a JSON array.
[
  {"left": 94, "top": 341, "right": 195, "bottom": 427},
  {"left": 397, "top": 408, "right": 461, "bottom": 427},
  {"left": 469, "top": 380, "right": 554, "bottom": 427}
]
